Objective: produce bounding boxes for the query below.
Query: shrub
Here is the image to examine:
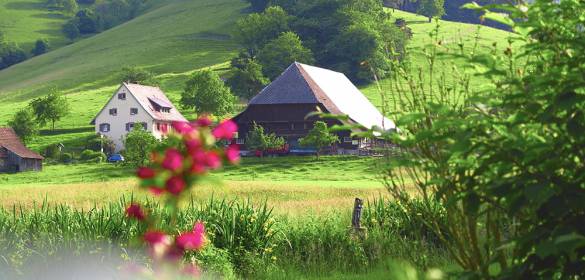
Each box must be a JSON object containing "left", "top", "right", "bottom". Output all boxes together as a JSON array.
[
  {"left": 60, "top": 152, "right": 72, "bottom": 163},
  {"left": 43, "top": 144, "right": 61, "bottom": 159}
]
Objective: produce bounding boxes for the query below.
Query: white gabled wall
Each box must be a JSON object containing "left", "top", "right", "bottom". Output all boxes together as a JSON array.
[{"left": 94, "top": 85, "right": 156, "bottom": 152}]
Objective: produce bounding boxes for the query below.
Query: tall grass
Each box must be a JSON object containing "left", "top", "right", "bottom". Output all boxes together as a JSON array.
[{"left": 0, "top": 196, "right": 452, "bottom": 278}]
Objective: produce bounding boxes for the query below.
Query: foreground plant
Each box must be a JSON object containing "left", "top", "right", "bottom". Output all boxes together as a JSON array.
[{"left": 125, "top": 117, "right": 239, "bottom": 277}]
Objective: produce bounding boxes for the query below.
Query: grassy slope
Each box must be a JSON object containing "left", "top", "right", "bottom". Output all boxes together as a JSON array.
[
  {"left": 0, "top": 0, "right": 245, "bottom": 134},
  {"left": 0, "top": 0, "right": 70, "bottom": 51},
  {"left": 361, "top": 10, "right": 518, "bottom": 108}
]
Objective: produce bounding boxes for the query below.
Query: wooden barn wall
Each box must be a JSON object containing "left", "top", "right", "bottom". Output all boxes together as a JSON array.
[{"left": 234, "top": 103, "right": 356, "bottom": 149}]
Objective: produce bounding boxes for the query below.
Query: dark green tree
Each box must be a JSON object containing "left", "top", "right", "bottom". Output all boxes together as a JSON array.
[
  {"left": 8, "top": 108, "right": 38, "bottom": 144},
  {"left": 227, "top": 60, "right": 269, "bottom": 100},
  {"left": 233, "top": 6, "right": 290, "bottom": 56},
  {"left": 244, "top": 0, "right": 270, "bottom": 12},
  {"left": 181, "top": 70, "right": 236, "bottom": 117},
  {"left": 417, "top": 0, "right": 444, "bottom": 22},
  {"left": 62, "top": 20, "right": 80, "bottom": 40},
  {"left": 245, "top": 122, "right": 285, "bottom": 156},
  {"left": 257, "top": 31, "right": 314, "bottom": 79},
  {"left": 29, "top": 88, "right": 70, "bottom": 130},
  {"left": 299, "top": 121, "right": 339, "bottom": 160},
  {"left": 75, "top": 8, "right": 100, "bottom": 33},
  {"left": 0, "top": 43, "right": 27, "bottom": 70},
  {"left": 123, "top": 125, "right": 158, "bottom": 167},
  {"left": 31, "top": 39, "right": 50, "bottom": 56},
  {"left": 120, "top": 66, "right": 158, "bottom": 86}
]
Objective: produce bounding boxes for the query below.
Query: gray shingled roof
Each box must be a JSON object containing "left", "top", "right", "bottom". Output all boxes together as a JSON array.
[
  {"left": 249, "top": 63, "right": 319, "bottom": 104},
  {"left": 248, "top": 62, "right": 395, "bottom": 131}
]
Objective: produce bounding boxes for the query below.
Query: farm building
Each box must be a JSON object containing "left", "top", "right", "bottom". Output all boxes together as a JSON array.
[
  {"left": 90, "top": 82, "right": 187, "bottom": 151},
  {"left": 0, "top": 128, "right": 43, "bottom": 172},
  {"left": 232, "top": 62, "right": 396, "bottom": 154}
]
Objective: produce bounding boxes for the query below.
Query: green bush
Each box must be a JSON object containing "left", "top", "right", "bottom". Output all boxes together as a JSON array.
[
  {"left": 42, "top": 144, "right": 61, "bottom": 159},
  {"left": 59, "top": 152, "right": 72, "bottom": 163}
]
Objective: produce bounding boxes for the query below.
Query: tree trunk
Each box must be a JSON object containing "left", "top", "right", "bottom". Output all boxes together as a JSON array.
[{"left": 428, "top": 16, "right": 432, "bottom": 23}]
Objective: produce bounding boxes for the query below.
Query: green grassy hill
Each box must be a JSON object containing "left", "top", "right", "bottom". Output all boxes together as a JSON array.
[
  {"left": 0, "top": 2, "right": 515, "bottom": 151},
  {"left": 0, "top": 0, "right": 70, "bottom": 51}
]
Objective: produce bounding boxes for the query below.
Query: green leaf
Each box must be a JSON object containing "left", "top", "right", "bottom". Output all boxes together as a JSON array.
[{"left": 483, "top": 11, "right": 514, "bottom": 27}]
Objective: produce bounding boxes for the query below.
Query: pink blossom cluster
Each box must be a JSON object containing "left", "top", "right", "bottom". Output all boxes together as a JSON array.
[{"left": 124, "top": 116, "right": 239, "bottom": 277}]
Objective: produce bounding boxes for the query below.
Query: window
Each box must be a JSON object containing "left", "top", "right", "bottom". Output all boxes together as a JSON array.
[
  {"left": 130, "top": 108, "right": 138, "bottom": 115},
  {"left": 118, "top": 93, "right": 126, "bottom": 100},
  {"left": 156, "top": 123, "right": 161, "bottom": 131},
  {"left": 291, "top": 123, "right": 295, "bottom": 130},
  {"left": 99, "top": 123, "right": 110, "bottom": 132},
  {"left": 109, "top": 108, "right": 117, "bottom": 116},
  {"left": 141, "top": 122, "right": 148, "bottom": 130},
  {"left": 236, "top": 138, "right": 245, "bottom": 144},
  {"left": 343, "top": 137, "right": 352, "bottom": 143},
  {"left": 125, "top": 122, "right": 134, "bottom": 131},
  {"left": 161, "top": 107, "right": 170, "bottom": 113}
]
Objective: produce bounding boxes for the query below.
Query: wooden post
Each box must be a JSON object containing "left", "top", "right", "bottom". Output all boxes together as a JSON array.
[{"left": 349, "top": 197, "right": 367, "bottom": 239}]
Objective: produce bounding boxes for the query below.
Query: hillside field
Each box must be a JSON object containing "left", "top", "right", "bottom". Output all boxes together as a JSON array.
[{"left": 0, "top": 0, "right": 516, "bottom": 152}]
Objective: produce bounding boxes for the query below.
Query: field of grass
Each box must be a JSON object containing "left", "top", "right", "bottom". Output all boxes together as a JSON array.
[
  {"left": 0, "top": 0, "right": 70, "bottom": 51},
  {"left": 0, "top": 156, "right": 389, "bottom": 214}
]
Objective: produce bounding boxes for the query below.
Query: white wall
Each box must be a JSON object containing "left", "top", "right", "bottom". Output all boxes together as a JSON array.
[{"left": 94, "top": 85, "right": 156, "bottom": 152}]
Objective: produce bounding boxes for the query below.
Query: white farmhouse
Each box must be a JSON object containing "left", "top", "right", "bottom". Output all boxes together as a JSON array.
[{"left": 91, "top": 82, "right": 187, "bottom": 151}]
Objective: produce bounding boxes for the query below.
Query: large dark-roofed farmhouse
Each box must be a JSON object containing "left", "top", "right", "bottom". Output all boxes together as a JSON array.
[
  {"left": 232, "top": 62, "right": 395, "bottom": 154},
  {"left": 0, "top": 128, "right": 43, "bottom": 172}
]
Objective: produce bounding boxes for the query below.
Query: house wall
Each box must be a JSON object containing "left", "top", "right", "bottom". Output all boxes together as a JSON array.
[
  {"left": 1, "top": 150, "right": 42, "bottom": 172},
  {"left": 94, "top": 85, "right": 157, "bottom": 152}
]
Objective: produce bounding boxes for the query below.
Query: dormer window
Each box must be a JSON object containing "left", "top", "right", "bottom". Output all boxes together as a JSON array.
[
  {"left": 118, "top": 93, "right": 126, "bottom": 100},
  {"left": 148, "top": 97, "right": 172, "bottom": 113},
  {"left": 109, "top": 108, "right": 117, "bottom": 116},
  {"left": 130, "top": 108, "right": 138, "bottom": 115}
]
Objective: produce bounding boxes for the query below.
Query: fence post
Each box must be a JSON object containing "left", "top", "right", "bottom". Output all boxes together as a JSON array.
[{"left": 349, "top": 197, "right": 367, "bottom": 239}]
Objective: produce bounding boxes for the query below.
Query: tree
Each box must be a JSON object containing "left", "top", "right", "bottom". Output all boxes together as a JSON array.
[
  {"left": 0, "top": 43, "right": 27, "bottom": 70},
  {"left": 245, "top": 122, "right": 285, "bottom": 157},
  {"left": 62, "top": 0, "right": 78, "bottom": 15},
  {"left": 417, "top": 0, "right": 444, "bottom": 22},
  {"left": 383, "top": 0, "right": 405, "bottom": 10},
  {"left": 120, "top": 66, "right": 158, "bottom": 86},
  {"left": 245, "top": 0, "right": 270, "bottom": 12},
  {"left": 29, "top": 88, "right": 70, "bottom": 130},
  {"left": 123, "top": 125, "right": 158, "bottom": 167},
  {"left": 299, "top": 121, "right": 338, "bottom": 160},
  {"left": 8, "top": 108, "right": 38, "bottom": 144},
  {"left": 233, "top": 6, "right": 290, "bottom": 56},
  {"left": 257, "top": 31, "right": 315, "bottom": 80},
  {"left": 62, "top": 20, "right": 80, "bottom": 40},
  {"left": 227, "top": 60, "right": 269, "bottom": 100},
  {"left": 31, "top": 39, "right": 50, "bottom": 56},
  {"left": 181, "top": 70, "right": 236, "bottom": 117},
  {"left": 75, "top": 8, "right": 100, "bottom": 33}
]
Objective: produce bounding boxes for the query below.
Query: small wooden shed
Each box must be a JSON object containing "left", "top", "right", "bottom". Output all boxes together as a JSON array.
[{"left": 0, "top": 128, "right": 43, "bottom": 172}]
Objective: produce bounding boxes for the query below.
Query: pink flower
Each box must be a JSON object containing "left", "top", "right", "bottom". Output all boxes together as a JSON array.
[
  {"left": 143, "top": 231, "right": 168, "bottom": 245},
  {"left": 185, "top": 139, "right": 202, "bottom": 152},
  {"left": 212, "top": 120, "right": 237, "bottom": 140},
  {"left": 195, "top": 115, "right": 212, "bottom": 127},
  {"left": 190, "top": 149, "right": 206, "bottom": 163},
  {"left": 190, "top": 162, "right": 206, "bottom": 175},
  {"left": 172, "top": 121, "right": 194, "bottom": 135},
  {"left": 166, "top": 176, "right": 186, "bottom": 195},
  {"left": 162, "top": 148, "right": 183, "bottom": 172},
  {"left": 225, "top": 144, "right": 240, "bottom": 164},
  {"left": 125, "top": 203, "right": 146, "bottom": 220},
  {"left": 176, "top": 221, "right": 206, "bottom": 251},
  {"left": 205, "top": 151, "right": 221, "bottom": 169},
  {"left": 148, "top": 186, "right": 165, "bottom": 196},
  {"left": 137, "top": 167, "right": 156, "bottom": 179}
]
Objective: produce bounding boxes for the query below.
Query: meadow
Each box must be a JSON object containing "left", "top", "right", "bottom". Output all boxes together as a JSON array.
[{"left": 0, "top": 156, "right": 390, "bottom": 215}]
